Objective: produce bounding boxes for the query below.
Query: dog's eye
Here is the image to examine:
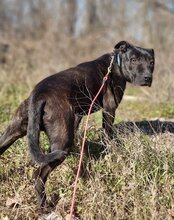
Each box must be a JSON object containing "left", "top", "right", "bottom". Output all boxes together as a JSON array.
[{"left": 150, "top": 60, "right": 154, "bottom": 65}]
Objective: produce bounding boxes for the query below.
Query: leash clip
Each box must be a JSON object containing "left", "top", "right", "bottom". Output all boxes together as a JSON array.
[{"left": 102, "top": 76, "right": 108, "bottom": 84}]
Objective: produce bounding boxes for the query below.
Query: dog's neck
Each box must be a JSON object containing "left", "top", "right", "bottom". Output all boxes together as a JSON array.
[
  {"left": 96, "top": 52, "right": 124, "bottom": 76},
  {"left": 96, "top": 53, "right": 127, "bottom": 106},
  {"left": 110, "top": 53, "right": 127, "bottom": 106}
]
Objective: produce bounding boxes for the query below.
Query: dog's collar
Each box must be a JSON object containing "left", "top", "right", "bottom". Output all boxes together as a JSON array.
[
  {"left": 116, "top": 53, "right": 121, "bottom": 67},
  {"left": 111, "top": 50, "right": 121, "bottom": 67}
]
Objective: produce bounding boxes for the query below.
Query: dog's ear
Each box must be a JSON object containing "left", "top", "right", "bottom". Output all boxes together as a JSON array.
[
  {"left": 114, "top": 41, "right": 130, "bottom": 53},
  {"left": 150, "top": 49, "right": 155, "bottom": 58},
  {"left": 146, "top": 48, "right": 155, "bottom": 59}
]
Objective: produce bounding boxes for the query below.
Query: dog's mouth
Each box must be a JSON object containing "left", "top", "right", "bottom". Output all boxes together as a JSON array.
[
  {"left": 131, "top": 81, "right": 152, "bottom": 87},
  {"left": 141, "top": 82, "right": 152, "bottom": 87}
]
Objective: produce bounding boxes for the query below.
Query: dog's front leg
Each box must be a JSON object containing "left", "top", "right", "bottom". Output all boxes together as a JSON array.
[
  {"left": 74, "top": 114, "right": 82, "bottom": 131},
  {"left": 102, "top": 89, "right": 116, "bottom": 138},
  {"left": 102, "top": 107, "right": 116, "bottom": 138}
]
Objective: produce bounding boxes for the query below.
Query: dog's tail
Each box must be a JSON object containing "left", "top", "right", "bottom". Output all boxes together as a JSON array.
[{"left": 27, "top": 98, "right": 66, "bottom": 165}]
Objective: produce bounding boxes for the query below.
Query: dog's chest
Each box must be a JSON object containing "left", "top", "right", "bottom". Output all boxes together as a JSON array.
[{"left": 72, "top": 89, "right": 103, "bottom": 115}]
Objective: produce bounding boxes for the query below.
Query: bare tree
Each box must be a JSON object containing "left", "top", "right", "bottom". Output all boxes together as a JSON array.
[
  {"left": 0, "top": 0, "right": 9, "bottom": 31},
  {"left": 56, "top": 0, "right": 77, "bottom": 35}
]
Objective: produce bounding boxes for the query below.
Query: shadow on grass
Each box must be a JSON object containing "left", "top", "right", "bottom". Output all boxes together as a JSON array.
[
  {"left": 83, "top": 119, "right": 174, "bottom": 160},
  {"left": 115, "top": 119, "right": 174, "bottom": 135}
]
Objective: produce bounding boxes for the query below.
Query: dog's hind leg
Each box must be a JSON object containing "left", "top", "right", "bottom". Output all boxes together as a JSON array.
[
  {"left": 33, "top": 105, "right": 75, "bottom": 207},
  {"left": 33, "top": 159, "right": 64, "bottom": 208},
  {"left": 33, "top": 135, "right": 73, "bottom": 208},
  {"left": 0, "top": 99, "right": 28, "bottom": 155},
  {"left": 75, "top": 114, "right": 82, "bottom": 131}
]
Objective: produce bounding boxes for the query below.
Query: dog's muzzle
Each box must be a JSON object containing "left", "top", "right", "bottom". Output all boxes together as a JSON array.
[{"left": 144, "top": 76, "right": 152, "bottom": 86}]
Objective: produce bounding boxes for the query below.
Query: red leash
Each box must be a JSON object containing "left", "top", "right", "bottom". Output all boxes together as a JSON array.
[{"left": 69, "top": 53, "right": 115, "bottom": 220}]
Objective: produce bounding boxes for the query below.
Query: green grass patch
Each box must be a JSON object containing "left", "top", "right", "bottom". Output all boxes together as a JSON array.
[{"left": 118, "top": 101, "right": 174, "bottom": 121}]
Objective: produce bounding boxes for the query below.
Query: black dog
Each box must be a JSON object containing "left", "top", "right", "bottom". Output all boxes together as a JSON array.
[{"left": 0, "top": 41, "right": 155, "bottom": 207}]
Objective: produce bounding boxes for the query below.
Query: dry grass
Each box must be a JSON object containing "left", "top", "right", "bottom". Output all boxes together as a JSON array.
[{"left": 1, "top": 125, "right": 174, "bottom": 220}]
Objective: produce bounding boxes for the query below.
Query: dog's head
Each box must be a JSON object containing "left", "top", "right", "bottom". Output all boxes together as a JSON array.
[{"left": 114, "top": 41, "right": 155, "bottom": 87}]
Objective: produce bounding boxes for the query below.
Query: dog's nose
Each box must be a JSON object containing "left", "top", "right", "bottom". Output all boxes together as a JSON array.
[{"left": 144, "top": 76, "right": 152, "bottom": 83}]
